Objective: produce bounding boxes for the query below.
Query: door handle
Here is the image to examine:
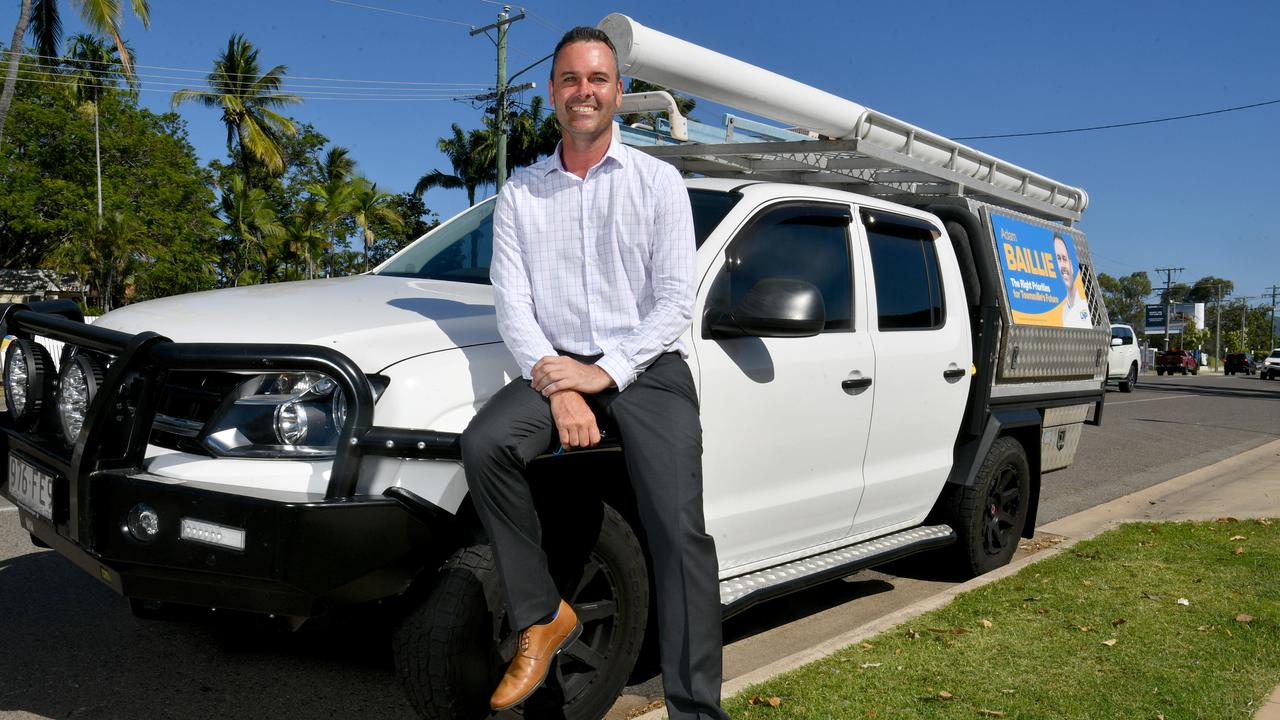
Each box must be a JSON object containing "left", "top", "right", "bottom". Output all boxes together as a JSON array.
[
  {"left": 841, "top": 377, "right": 873, "bottom": 390},
  {"left": 943, "top": 368, "right": 966, "bottom": 379}
]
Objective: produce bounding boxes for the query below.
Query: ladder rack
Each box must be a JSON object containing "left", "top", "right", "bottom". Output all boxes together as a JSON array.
[{"left": 620, "top": 113, "right": 1086, "bottom": 224}]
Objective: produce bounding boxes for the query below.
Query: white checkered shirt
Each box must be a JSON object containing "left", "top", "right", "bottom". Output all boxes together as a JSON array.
[{"left": 490, "top": 139, "right": 695, "bottom": 391}]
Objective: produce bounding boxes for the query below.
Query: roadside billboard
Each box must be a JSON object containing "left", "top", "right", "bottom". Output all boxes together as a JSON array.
[
  {"left": 990, "top": 212, "right": 1092, "bottom": 329},
  {"left": 1144, "top": 302, "right": 1205, "bottom": 335}
]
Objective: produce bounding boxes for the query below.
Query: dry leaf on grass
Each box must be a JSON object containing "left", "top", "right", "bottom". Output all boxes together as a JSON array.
[
  {"left": 938, "top": 690, "right": 954, "bottom": 699},
  {"left": 1236, "top": 614, "right": 1255, "bottom": 623},
  {"left": 1036, "top": 607, "right": 1050, "bottom": 615},
  {"left": 1234, "top": 546, "right": 1245, "bottom": 555},
  {"left": 1230, "top": 535, "right": 1247, "bottom": 541},
  {"left": 860, "top": 662, "right": 882, "bottom": 669},
  {"left": 1216, "top": 517, "right": 1239, "bottom": 523},
  {"left": 977, "top": 710, "right": 1007, "bottom": 717},
  {"left": 861, "top": 642, "right": 873, "bottom": 649},
  {"left": 1112, "top": 618, "right": 1126, "bottom": 627},
  {"left": 981, "top": 619, "right": 993, "bottom": 628},
  {"left": 1072, "top": 625, "right": 1091, "bottom": 632},
  {"left": 748, "top": 695, "right": 782, "bottom": 707},
  {"left": 1176, "top": 598, "right": 1190, "bottom": 606},
  {"left": 1101, "top": 638, "right": 1118, "bottom": 647},
  {"left": 906, "top": 629, "right": 920, "bottom": 640}
]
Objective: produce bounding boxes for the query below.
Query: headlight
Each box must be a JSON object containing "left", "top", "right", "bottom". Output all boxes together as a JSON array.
[
  {"left": 57, "top": 353, "right": 106, "bottom": 444},
  {"left": 3, "top": 338, "right": 54, "bottom": 428},
  {"left": 202, "top": 372, "right": 350, "bottom": 458}
]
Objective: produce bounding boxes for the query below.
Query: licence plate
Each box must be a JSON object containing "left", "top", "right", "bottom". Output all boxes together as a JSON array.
[{"left": 8, "top": 454, "right": 54, "bottom": 521}]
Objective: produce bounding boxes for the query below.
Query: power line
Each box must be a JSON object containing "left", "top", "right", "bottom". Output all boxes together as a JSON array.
[
  {"left": 325, "top": 0, "right": 473, "bottom": 27},
  {"left": 1, "top": 48, "right": 489, "bottom": 86},
  {"left": 10, "top": 74, "right": 475, "bottom": 100},
  {"left": 955, "top": 99, "right": 1280, "bottom": 140},
  {"left": 16, "top": 65, "right": 486, "bottom": 94}
]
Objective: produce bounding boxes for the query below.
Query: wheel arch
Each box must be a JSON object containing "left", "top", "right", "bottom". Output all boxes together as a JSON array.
[{"left": 944, "top": 407, "right": 1042, "bottom": 539}]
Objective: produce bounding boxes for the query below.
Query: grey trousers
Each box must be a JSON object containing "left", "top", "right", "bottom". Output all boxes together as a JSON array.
[{"left": 461, "top": 353, "right": 728, "bottom": 720}]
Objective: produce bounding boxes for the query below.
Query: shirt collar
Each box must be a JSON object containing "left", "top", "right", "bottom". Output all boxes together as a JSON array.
[{"left": 543, "top": 136, "right": 627, "bottom": 177}]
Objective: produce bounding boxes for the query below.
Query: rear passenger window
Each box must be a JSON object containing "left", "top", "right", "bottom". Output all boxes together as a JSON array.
[{"left": 863, "top": 210, "right": 945, "bottom": 330}]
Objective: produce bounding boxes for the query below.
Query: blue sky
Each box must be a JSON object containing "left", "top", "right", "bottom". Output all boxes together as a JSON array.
[{"left": 48, "top": 0, "right": 1280, "bottom": 304}]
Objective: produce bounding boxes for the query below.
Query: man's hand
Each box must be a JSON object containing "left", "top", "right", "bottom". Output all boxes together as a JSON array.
[
  {"left": 549, "top": 390, "right": 600, "bottom": 449},
  {"left": 532, "top": 356, "right": 614, "bottom": 396}
]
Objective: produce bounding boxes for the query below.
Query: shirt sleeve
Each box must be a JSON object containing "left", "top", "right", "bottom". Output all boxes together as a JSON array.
[
  {"left": 596, "top": 163, "right": 696, "bottom": 391},
  {"left": 490, "top": 184, "right": 557, "bottom": 379}
]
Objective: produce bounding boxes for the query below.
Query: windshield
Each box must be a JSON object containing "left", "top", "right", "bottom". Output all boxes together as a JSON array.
[
  {"left": 376, "top": 189, "right": 740, "bottom": 284},
  {"left": 1271, "top": 350, "right": 1280, "bottom": 359}
]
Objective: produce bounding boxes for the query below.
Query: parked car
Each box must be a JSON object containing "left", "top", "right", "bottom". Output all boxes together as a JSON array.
[
  {"left": 1224, "top": 352, "right": 1256, "bottom": 375},
  {"left": 1107, "top": 324, "right": 1141, "bottom": 392},
  {"left": 1262, "top": 349, "right": 1280, "bottom": 380},
  {"left": 1156, "top": 349, "right": 1198, "bottom": 376}
]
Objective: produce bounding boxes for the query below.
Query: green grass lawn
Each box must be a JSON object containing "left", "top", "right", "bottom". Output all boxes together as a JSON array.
[{"left": 725, "top": 519, "right": 1280, "bottom": 719}]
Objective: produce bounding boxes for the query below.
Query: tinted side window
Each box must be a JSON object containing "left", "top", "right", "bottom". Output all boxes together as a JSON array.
[
  {"left": 863, "top": 211, "right": 945, "bottom": 330},
  {"left": 709, "top": 204, "right": 853, "bottom": 331},
  {"left": 689, "top": 189, "right": 740, "bottom": 249},
  {"left": 1111, "top": 327, "right": 1134, "bottom": 345}
]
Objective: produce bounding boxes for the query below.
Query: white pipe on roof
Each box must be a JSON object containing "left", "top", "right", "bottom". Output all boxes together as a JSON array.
[{"left": 598, "top": 13, "right": 1088, "bottom": 214}]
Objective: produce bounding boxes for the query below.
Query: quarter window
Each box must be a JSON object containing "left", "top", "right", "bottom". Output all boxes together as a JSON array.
[{"left": 863, "top": 210, "right": 945, "bottom": 330}]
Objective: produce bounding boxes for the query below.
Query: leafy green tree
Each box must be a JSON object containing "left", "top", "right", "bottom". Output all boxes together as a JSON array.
[
  {"left": 349, "top": 178, "right": 401, "bottom": 272},
  {"left": 366, "top": 191, "right": 437, "bottom": 267},
  {"left": 62, "top": 32, "right": 134, "bottom": 217},
  {"left": 1, "top": 65, "right": 214, "bottom": 278},
  {"left": 218, "top": 174, "right": 284, "bottom": 285},
  {"left": 1180, "top": 316, "right": 1209, "bottom": 351},
  {"left": 1186, "top": 276, "right": 1233, "bottom": 304},
  {"left": 0, "top": 0, "right": 150, "bottom": 149},
  {"left": 282, "top": 200, "right": 324, "bottom": 280},
  {"left": 48, "top": 209, "right": 148, "bottom": 310},
  {"left": 1097, "top": 271, "right": 1152, "bottom": 329},
  {"left": 172, "top": 34, "right": 301, "bottom": 182},
  {"left": 306, "top": 175, "right": 355, "bottom": 277},
  {"left": 414, "top": 123, "right": 494, "bottom": 206}
]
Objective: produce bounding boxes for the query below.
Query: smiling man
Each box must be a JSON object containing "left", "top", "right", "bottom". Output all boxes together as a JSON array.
[{"left": 460, "top": 26, "right": 728, "bottom": 720}]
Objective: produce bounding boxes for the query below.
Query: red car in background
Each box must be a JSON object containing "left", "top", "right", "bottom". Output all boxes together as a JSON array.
[{"left": 1156, "top": 349, "right": 1199, "bottom": 376}]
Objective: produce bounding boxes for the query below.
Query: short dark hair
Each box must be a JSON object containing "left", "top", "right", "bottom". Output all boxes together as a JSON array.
[{"left": 551, "top": 26, "right": 620, "bottom": 80}]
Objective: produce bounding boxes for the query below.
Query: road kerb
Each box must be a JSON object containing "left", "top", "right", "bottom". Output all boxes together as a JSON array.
[{"left": 630, "top": 436, "right": 1280, "bottom": 720}]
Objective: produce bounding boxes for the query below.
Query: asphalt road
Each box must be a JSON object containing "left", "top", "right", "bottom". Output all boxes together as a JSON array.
[{"left": 3, "top": 371, "right": 1278, "bottom": 719}]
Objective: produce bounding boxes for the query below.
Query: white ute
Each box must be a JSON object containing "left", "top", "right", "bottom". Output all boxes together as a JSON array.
[
  {"left": 1108, "top": 323, "right": 1141, "bottom": 392},
  {"left": 1, "top": 14, "right": 1112, "bottom": 720}
]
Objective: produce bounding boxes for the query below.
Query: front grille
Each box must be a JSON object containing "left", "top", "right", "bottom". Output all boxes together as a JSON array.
[{"left": 150, "top": 371, "right": 244, "bottom": 455}]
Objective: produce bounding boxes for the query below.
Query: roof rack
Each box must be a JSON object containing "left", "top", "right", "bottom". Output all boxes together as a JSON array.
[{"left": 603, "top": 13, "right": 1088, "bottom": 224}]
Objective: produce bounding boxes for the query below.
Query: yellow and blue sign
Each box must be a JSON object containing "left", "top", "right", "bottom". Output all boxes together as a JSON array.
[{"left": 991, "top": 213, "right": 1092, "bottom": 329}]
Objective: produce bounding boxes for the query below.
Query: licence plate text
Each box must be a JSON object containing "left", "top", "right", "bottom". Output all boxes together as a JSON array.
[{"left": 8, "top": 455, "right": 53, "bottom": 520}]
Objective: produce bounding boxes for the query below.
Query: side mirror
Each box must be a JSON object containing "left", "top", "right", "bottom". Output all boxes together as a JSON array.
[
  {"left": 1110, "top": 337, "right": 1123, "bottom": 347},
  {"left": 707, "top": 278, "right": 826, "bottom": 338}
]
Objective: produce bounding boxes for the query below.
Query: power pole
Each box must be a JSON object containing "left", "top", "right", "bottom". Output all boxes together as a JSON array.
[
  {"left": 1267, "top": 285, "right": 1280, "bottom": 351},
  {"left": 1155, "top": 266, "right": 1183, "bottom": 351},
  {"left": 1213, "top": 284, "right": 1224, "bottom": 371},
  {"left": 471, "top": 6, "right": 526, "bottom": 193}
]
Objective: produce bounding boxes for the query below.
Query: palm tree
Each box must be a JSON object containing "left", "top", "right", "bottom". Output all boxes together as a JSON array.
[
  {"left": 621, "top": 78, "right": 696, "bottom": 131},
  {"left": 172, "top": 34, "right": 301, "bottom": 183},
  {"left": 282, "top": 200, "right": 324, "bottom": 280},
  {"left": 414, "top": 123, "right": 494, "bottom": 206},
  {"left": 349, "top": 179, "right": 402, "bottom": 272},
  {"left": 318, "top": 145, "right": 355, "bottom": 185},
  {"left": 0, "top": 0, "right": 149, "bottom": 149},
  {"left": 63, "top": 33, "right": 133, "bottom": 218},
  {"left": 306, "top": 176, "right": 355, "bottom": 277},
  {"left": 219, "top": 174, "right": 284, "bottom": 286}
]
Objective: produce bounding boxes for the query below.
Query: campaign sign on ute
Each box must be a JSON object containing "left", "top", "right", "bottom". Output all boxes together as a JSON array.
[{"left": 990, "top": 213, "right": 1092, "bottom": 329}]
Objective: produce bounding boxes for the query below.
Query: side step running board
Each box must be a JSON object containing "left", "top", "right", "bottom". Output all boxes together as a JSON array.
[{"left": 719, "top": 525, "right": 956, "bottom": 619}]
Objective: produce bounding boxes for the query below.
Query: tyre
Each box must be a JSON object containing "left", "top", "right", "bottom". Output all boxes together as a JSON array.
[
  {"left": 393, "top": 504, "right": 649, "bottom": 720},
  {"left": 1119, "top": 364, "right": 1136, "bottom": 393},
  {"left": 937, "top": 436, "right": 1030, "bottom": 578},
  {"left": 1191, "top": 366, "right": 1198, "bottom": 375},
  {"left": 1181, "top": 367, "right": 1187, "bottom": 375}
]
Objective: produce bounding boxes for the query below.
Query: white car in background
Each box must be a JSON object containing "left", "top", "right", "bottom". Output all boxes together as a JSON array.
[
  {"left": 1107, "top": 323, "right": 1141, "bottom": 392},
  {"left": 1262, "top": 348, "right": 1280, "bottom": 381}
]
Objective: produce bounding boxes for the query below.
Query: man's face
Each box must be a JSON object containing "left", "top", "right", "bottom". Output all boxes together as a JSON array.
[
  {"left": 1054, "top": 238, "right": 1074, "bottom": 291},
  {"left": 549, "top": 41, "right": 623, "bottom": 146}
]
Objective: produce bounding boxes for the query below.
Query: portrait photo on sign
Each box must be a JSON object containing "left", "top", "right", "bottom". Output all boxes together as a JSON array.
[{"left": 990, "top": 212, "right": 1092, "bottom": 329}]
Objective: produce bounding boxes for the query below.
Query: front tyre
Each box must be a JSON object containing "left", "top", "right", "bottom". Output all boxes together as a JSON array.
[
  {"left": 393, "top": 504, "right": 649, "bottom": 720},
  {"left": 940, "top": 436, "right": 1031, "bottom": 578}
]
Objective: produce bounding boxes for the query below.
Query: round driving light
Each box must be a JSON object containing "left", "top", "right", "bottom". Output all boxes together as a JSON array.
[
  {"left": 4, "top": 338, "right": 53, "bottom": 426},
  {"left": 274, "top": 400, "right": 308, "bottom": 445},
  {"left": 57, "top": 353, "right": 106, "bottom": 444},
  {"left": 125, "top": 503, "right": 161, "bottom": 542}
]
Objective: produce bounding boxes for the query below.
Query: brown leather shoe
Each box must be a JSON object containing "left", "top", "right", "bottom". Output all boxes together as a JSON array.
[{"left": 490, "top": 600, "right": 581, "bottom": 710}]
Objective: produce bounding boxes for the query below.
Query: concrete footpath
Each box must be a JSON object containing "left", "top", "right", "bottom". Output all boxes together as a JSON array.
[{"left": 633, "top": 437, "right": 1280, "bottom": 720}]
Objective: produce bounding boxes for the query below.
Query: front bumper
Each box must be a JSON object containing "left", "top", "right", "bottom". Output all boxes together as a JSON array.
[
  {"left": 5, "top": 461, "right": 439, "bottom": 617},
  {"left": 1, "top": 303, "right": 459, "bottom": 618}
]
